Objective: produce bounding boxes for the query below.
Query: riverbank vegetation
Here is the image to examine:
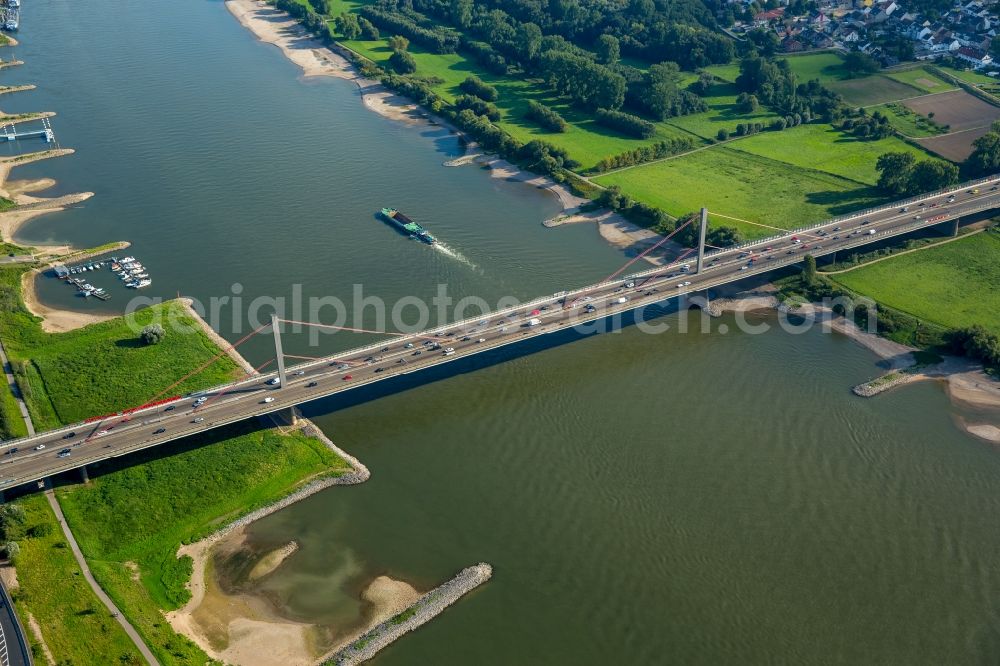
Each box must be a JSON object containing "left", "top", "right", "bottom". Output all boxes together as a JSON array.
[
  {"left": 4, "top": 494, "right": 142, "bottom": 665},
  {"left": 55, "top": 420, "right": 351, "bottom": 665},
  {"left": 832, "top": 227, "right": 1000, "bottom": 335},
  {"left": 0, "top": 264, "right": 240, "bottom": 430},
  {"left": 0, "top": 259, "right": 352, "bottom": 664}
]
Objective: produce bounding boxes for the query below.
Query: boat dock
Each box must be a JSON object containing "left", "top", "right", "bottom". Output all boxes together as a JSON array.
[
  {"left": 2, "top": 118, "right": 54, "bottom": 143},
  {"left": 51, "top": 253, "right": 154, "bottom": 301}
]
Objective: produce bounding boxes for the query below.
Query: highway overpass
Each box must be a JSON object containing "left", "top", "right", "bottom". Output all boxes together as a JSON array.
[{"left": 2, "top": 175, "right": 999, "bottom": 490}]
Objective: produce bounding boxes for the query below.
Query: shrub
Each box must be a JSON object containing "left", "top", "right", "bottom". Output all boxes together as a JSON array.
[
  {"left": 389, "top": 50, "right": 417, "bottom": 74},
  {"left": 140, "top": 324, "right": 165, "bottom": 346}
]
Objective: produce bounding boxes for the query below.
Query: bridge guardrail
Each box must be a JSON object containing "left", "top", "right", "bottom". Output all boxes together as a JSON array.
[{"left": 2, "top": 178, "right": 997, "bottom": 453}]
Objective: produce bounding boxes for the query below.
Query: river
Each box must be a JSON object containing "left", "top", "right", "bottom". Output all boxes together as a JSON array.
[{"left": 9, "top": 0, "right": 1000, "bottom": 664}]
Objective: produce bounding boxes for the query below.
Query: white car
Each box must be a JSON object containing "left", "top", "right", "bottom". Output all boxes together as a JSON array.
[
  {"left": 193, "top": 397, "right": 207, "bottom": 406},
  {"left": 34, "top": 444, "right": 45, "bottom": 451},
  {"left": 192, "top": 417, "right": 205, "bottom": 424},
  {"left": 267, "top": 377, "right": 280, "bottom": 386},
  {"left": 262, "top": 397, "right": 275, "bottom": 403},
  {"left": 443, "top": 347, "right": 456, "bottom": 356},
  {"left": 477, "top": 338, "right": 486, "bottom": 343}
]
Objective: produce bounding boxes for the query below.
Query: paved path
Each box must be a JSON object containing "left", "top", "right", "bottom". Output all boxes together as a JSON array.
[
  {"left": 43, "top": 486, "right": 160, "bottom": 666},
  {"left": 0, "top": 338, "right": 33, "bottom": 437}
]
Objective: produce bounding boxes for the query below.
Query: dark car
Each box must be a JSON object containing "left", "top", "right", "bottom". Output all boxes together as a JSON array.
[
  {"left": 154, "top": 428, "right": 166, "bottom": 434},
  {"left": 307, "top": 381, "right": 318, "bottom": 388},
  {"left": 5, "top": 447, "right": 17, "bottom": 456},
  {"left": 63, "top": 431, "right": 76, "bottom": 439},
  {"left": 165, "top": 405, "right": 175, "bottom": 411},
  {"left": 58, "top": 449, "right": 72, "bottom": 458}
]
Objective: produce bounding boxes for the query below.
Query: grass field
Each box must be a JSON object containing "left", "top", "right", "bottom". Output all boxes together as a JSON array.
[
  {"left": 729, "top": 122, "right": 938, "bottom": 184},
  {"left": 55, "top": 421, "right": 351, "bottom": 665},
  {"left": 663, "top": 81, "right": 778, "bottom": 139},
  {"left": 884, "top": 67, "right": 957, "bottom": 95},
  {"left": 833, "top": 229, "right": 1000, "bottom": 333},
  {"left": 0, "top": 266, "right": 240, "bottom": 431},
  {"left": 705, "top": 53, "right": 850, "bottom": 85},
  {"left": 594, "top": 147, "right": 882, "bottom": 238},
  {"left": 340, "top": 38, "right": 695, "bottom": 169},
  {"left": 10, "top": 494, "right": 141, "bottom": 665},
  {"left": 938, "top": 65, "right": 998, "bottom": 85}
]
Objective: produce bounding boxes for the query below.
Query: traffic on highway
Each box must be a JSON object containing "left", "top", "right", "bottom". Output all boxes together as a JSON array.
[{"left": 2, "top": 176, "right": 998, "bottom": 489}]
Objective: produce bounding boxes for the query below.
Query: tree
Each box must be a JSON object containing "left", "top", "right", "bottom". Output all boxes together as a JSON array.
[
  {"left": 595, "top": 34, "right": 620, "bottom": 65},
  {"left": 843, "top": 51, "right": 879, "bottom": 76},
  {"left": 736, "top": 92, "right": 759, "bottom": 113},
  {"left": 717, "top": 128, "right": 729, "bottom": 141},
  {"left": 4, "top": 541, "right": 19, "bottom": 564},
  {"left": 334, "top": 13, "right": 361, "bottom": 40},
  {"left": 140, "top": 323, "right": 165, "bottom": 346},
  {"left": 908, "top": 160, "right": 958, "bottom": 193},
  {"left": 357, "top": 17, "right": 380, "bottom": 40},
  {"left": 690, "top": 70, "right": 714, "bottom": 96},
  {"left": 803, "top": 254, "right": 817, "bottom": 285},
  {"left": 965, "top": 128, "right": 1000, "bottom": 177},
  {"left": 388, "top": 35, "right": 410, "bottom": 52},
  {"left": 875, "top": 152, "right": 916, "bottom": 195},
  {"left": 389, "top": 49, "right": 417, "bottom": 74}
]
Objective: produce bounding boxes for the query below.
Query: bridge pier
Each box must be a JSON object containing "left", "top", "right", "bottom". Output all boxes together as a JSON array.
[
  {"left": 265, "top": 406, "right": 299, "bottom": 428},
  {"left": 696, "top": 207, "right": 708, "bottom": 273},
  {"left": 951, "top": 217, "right": 960, "bottom": 237},
  {"left": 79, "top": 465, "right": 89, "bottom": 485},
  {"left": 271, "top": 313, "right": 288, "bottom": 388}
]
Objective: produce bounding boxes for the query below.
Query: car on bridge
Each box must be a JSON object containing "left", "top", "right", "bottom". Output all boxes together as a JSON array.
[
  {"left": 58, "top": 449, "right": 71, "bottom": 458},
  {"left": 262, "top": 397, "right": 275, "bottom": 403}
]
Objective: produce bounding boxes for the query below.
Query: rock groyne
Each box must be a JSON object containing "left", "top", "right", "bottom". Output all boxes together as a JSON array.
[{"left": 324, "top": 563, "right": 493, "bottom": 666}]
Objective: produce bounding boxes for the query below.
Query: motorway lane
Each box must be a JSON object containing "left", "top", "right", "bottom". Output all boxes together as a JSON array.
[{"left": 3, "top": 178, "right": 999, "bottom": 487}]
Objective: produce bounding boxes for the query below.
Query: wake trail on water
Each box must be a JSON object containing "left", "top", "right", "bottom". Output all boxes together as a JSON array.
[{"left": 433, "top": 241, "right": 480, "bottom": 271}]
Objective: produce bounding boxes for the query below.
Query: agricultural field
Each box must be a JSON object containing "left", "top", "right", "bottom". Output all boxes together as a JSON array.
[
  {"left": 903, "top": 89, "right": 1000, "bottom": 131},
  {"left": 833, "top": 229, "right": 1000, "bottom": 333},
  {"left": 904, "top": 89, "right": 1000, "bottom": 161},
  {"left": 781, "top": 51, "right": 853, "bottom": 84},
  {"left": 729, "top": 122, "right": 937, "bottom": 184},
  {"left": 827, "top": 75, "right": 922, "bottom": 107},
  {"left": 883, "top": 67, "right": 956, "bottom": 95},
  {"left": 593, "top": 147, "right": 882, "bottom": 238}
]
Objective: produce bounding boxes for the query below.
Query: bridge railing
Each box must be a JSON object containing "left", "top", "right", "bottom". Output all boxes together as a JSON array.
[{"left": 3, "top": 177, "right": 997, "bottom": 453}]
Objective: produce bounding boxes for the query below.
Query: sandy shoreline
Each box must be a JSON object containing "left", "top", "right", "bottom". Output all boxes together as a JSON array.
[
  {"left": 226, "top": 0, "right": 595, "bottom": 219},
  {"left": 713, "top": 291, "right": 1000, "bottom": 438}
]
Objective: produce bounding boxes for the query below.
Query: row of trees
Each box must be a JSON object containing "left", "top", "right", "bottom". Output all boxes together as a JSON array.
[
  {"left": 589, "top": 136, "right": 696, "bottom": 173},
  {"left": 525, "top": 100, "right": 567, "bottom": 132},
  {"left": 876, "top": 152, "right": 959, "bottom": 196},
  {"left": 595, "top": 108, "right": 655, "bottom": 139},
  {"left": 360, "top": 5, "right": 461, "bottom": 53}
]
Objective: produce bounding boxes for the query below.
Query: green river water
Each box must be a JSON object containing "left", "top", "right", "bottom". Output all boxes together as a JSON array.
[{"left": 8, "top": 1, "right": 1000, "bottom": 663}]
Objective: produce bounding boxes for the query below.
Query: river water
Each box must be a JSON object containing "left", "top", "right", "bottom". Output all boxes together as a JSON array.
[{"left": 10, "top": 1, "right": 1000, "bottom": 664}]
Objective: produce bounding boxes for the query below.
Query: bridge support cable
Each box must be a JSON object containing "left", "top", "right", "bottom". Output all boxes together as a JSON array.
[
  {"left": 601, "top": 215, "right": 697, "bottom": 286},
  {"left": 82, "top": 322, "right": 272, "bottom": 443},
  {"left": 195, "top": 358, "right": 275, "bottom": 412},
  {"left": 707, "top": 211, "right": 826, "bottom": 242}
]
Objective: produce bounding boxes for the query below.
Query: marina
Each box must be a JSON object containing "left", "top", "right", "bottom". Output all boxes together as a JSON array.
[{"left": 51, "top": 254, "right": 153, "bottom": 301}]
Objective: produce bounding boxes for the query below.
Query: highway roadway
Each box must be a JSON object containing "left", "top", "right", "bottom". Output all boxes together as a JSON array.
[{"left": 2, "top": 176, "right": 999, "bottom": 489}]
